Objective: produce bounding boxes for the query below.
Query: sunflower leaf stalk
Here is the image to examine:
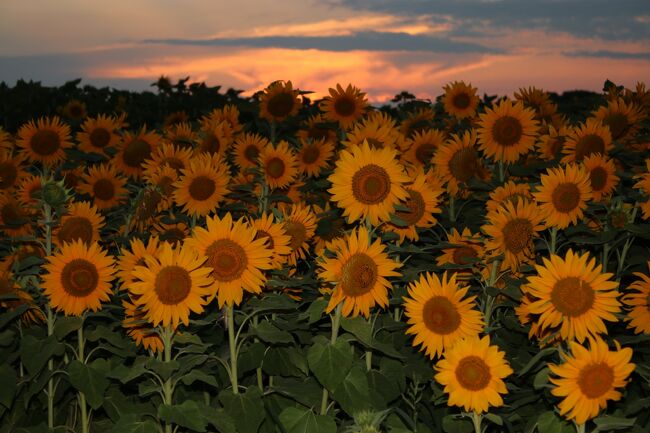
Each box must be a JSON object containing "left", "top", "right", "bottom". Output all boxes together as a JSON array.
[
  {"left": 77, "top": 320, "right": 89, "bottom": 433},
  {"left": 227, "top": 305, "right": 239, "bottom": 395},
  {"left": 161, "top": 326, "right": 175, "bottom": 433},
  {"left": 320, "top": 303, "right": 343, "bottom": 415},
  {"left": 42, "top": 200, "right": 57, "bottom": 430}
]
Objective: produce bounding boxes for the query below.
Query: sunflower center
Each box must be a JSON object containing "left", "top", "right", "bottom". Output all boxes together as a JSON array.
[
  {"left": 158, "top": 176, "right": 175, "bottom": 196},
  {"left": 502, "top": 218, "right": 533, "bottom": 254},
  {"left": 0, "top": 162, "right": 17, "bottom": 189},
  {"left": 31, "top": 129, "right": 60, "bottom": 156},
  {"left": 551, "top": 182, "right": 581, "bottom": 213},
  {"left": 154, "top": 265, "right": 192, "bottom": 305},
  {"left": 205, "top": 239, "right": 248, "bottom": 282},
  {"left": 202, "top": 133, "right": 221, "bottom": 154},
  {"left": 452, "top": 92, "right": 471, "bottom": 109},
  {"left": 604, "top": 113, "right": 628, "bottom": 140},
  {"left": 415, "top": 142, "right": 436, "bottom": 164},
  {"left": 406, "top": 119, "right": 430, "bottom": 137},
  {"left": 577, "top": 362, "right": 615, "bottom": 399},
  {"left": 1, "top": 202, "right": 23, "bottom": 226},
  {"left": 548, "top": 136, "right": 565, "bottom": 157},
  {"left": 492, "top": 116, "right": 523, "bottom": 147},
  {"left": 255, "top": 229, "right": 274, "bottom": 250},
  {"left": 366, "top": 138, "right": 385, "bottom": 149},
  {"left": 284, "top": 221, "right": 307, "bottom": 250},
  {"left": 301, "top": 144, "right": 320, "bottom": 164},
  {"left": 161, "top": 157, "right": 184, "bottom": 171},
  {"left": 317, "top": 217, "right": 345, "bottom": 241},
  {"left": 575, "top": 134, "right": 605, "bottom": 161},
  {"left": 244, "top": 145, "right": 260, "bottom": 163},
  {"left": 455, "top": 355, "right": 492, "bottom": 391},
  {"left": 123, "top": 138, "right": 152, "bottom": 168},
  {"left": 93, "top": 179, "right": 115, "bottom": 201},
  {"left": 58, "top": 217, "right": 94, "bottom": 245},
  {"left": 351, "top": 164, "right": 391, "bottom": 205},
  {"left": 0, "top": 276, "right": 13, "bottom": 295},
  {"left": 453, "top": 246, "right": 478, "bottom": 265},
  {"left": 89, "top": 128, "right": 111, "bottom": 149},
  {"left": 589, "top": 167, "right": 608, "bottom": 192},
  {"left": 396, "top": 189, "right": 425, "bottom": 225},
  {"left": 340, "top": 253, "right": 378, "bottom": 297},
  {"left": 61, "top": 259, "right": 99, "bottom": 297},
  {"left": 308, "top": 125, "right": 329, "bottom": 141},
  {"left": 449, "top": 148, "right": 479, "bottom": 183},
  {"left": 69, "top": 104, "right": 84, "bottom": 118},
  {"left": 189, "top": 176, "right": 216, "bottom": 201},
  {"left": 160, "top": 228, "right": 185, "bottom": 246},
  {"left": 422, "top": 296, "right": 461, "bottom": 335},
  {"left": 266, "top": 157, "right": 286, "bottom": 179},
  {"left": 334, "top": 96, "right": 357, "bottom": 117},
  {"left": 551, "top": 276, "right": 595, "bottom": 317},
  {"left": 267, "top": 92, "right": 295, "bottom": 118},
  {"left": 172, "top": 137, "right": 194, "bottom": 150}
]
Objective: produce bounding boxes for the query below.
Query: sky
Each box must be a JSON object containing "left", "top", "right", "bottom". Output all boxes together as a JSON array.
[{"left": 0, "top": 0, "right": 648, "bottom": 102}]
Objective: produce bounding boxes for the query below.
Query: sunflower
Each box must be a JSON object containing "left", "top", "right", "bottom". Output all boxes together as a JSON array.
[
  {"left": 17, "top": 174, "right": 43, "bottom": 207},
  {"left": 233, "top": 134, "right": 268, "bottom": 171},
  {"left": 328, "top": 141, "right": 409, "bottom": 226},
  {"left": 436, "top": 228, "right": 485, "bottom": 278},
  {"left": 0, "top": 128, "right": 12, "bottom": 153},
  {"left": 185, "top": 213, "right": 272, "bottom": 307},
  {"left": 343, "top": 112, "right": 405, "bottom": 151},
  {"left": 433, "top": 130, "right": 490, "bottom": 197},
  {"left": 41, "top": 240, "right": 116, "bottom": 316},
  {"left": 622, "top": 263, "right": 650, "bottom": 334},
  {"left": 320, "top": 83, "right": 368, "bottom": 129},
  {"left": 0, "top": 193, "right": 33, "bottom": 237},
  {"left": 561, "top": 118, "right": 612, "bottom": 164},
  {"left": 173, "top": 153, "right": 230, "bottom": 217},
  {"left": 122, "top": 299, "right": 164, "bottom": 353},
  {"left": 0, "top": 259, "right": 44, "bottom": 325},
  {"left": 202, "top": 104, "right": 242, "bottom": 134},
  {"left": 61, "top": 99, "right": 87, "bottom": 122},
  {"left": 259, "top": 80, "right": 301, "bottom": 122},
  {"left": 116, "top": 236, "right": 162, "bottom": 289},
  {"left": 77, "top": 114, "right": 120, "bottom": 154},
  {"left": 153, "top": 221, "right": 190, "bottom": 246},
  {"left": 142, "top": 142, "right": 193, "bottom": 178},
  {"left": 259, "top": 140, "right": 299, "bottom": 189},
  {"left": 297, "top": 138, "right": 335, "bottom": 177},
  {"left": 549, "top": 338, "right": 635, "bottom": 425},
  {"left": 61, "top": 167, "right": 85, "bottom": 190},
  {"left": 442, "top": 81, "right": 480, "bottom": 119},
  {"left": 533, "top": 164, "right": 593, "bottom": 229},
  {"left": 593, "top": 97, "right": 644, "bottom": 142},
  {"left": 399, "top": 108, "right": 436, "bottom": 138},
  {"left": 486, "top": 181, "right": 533, "bottom": 214},
  {"left": 313, "top": 203, "right": 348, "bottom": 255},
  {"left": 477, "top": 99, "right": 539, "bottom": 163},
  {"left": 523, "top": 249, "right": 621, "bottom": 343},
  {"left": 130, "top": 242, "right": 214, "bottom": 328},
  {"left": 250, "top": 213, "right": 292, "bottom": 269},
  {"left": 482, "top": 200, "right": 545, "bottom": 272},
  {"left": 282, "top": 203, "right": 317, "bottom": 266},
  {"left": 434, "top": 335, "right": 513, "bottom": 414},
  {"left": 164, "top": 122, "right": 197, "bottom": 150},
  {"left": 404, "top": 272, "right": 483, "bottom": 359},
  {"left": 0, "top": 151, "right": 27, "bottom": 194},
  {"left": 514, "top": 86, "right": 563, "bottom": 130},
  {"left": 197, "top": 120, "right": 235, "bottom": 157},
  {"left": 581, "top": 154, "right": 619, "bottom": 202},
  {"left": 143, "top": 165, "right": 177, "bottom": 212},
  {"left": 54, "top": 201, "right": 105, "bottom": 247},
  {"left": 634, "top": 159, "right": 650, "bottom": 219},
  {"left": 78, "top": 163, "right": 128, "bottom": 210},
  {"left": 114, "top": 126, "right": 162, "bottom": 179},
  {"left": 163, "top": 111, "right": 189, "bottom": 129},
  {"left": 536, "top": 125, "right": 570, "bottom": 161},
  {"left": 297, "top": 114, "right": 338, "bottom": 144},
  {"left": 402, "top": 129, "right": 446, "bottom": 169},
  {"left": 16, "top": 117, "right": 72, "bottom": 166},
  {"left": 319, "top": 226, "right": 401, "bottom": 318}
]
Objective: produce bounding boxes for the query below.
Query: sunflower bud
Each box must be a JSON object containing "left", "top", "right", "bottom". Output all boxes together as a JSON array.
[{"left": 41, "top": 179, "right": 70, "bottom": 209}]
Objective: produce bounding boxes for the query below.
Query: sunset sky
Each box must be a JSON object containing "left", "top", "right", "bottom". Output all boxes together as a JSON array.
[{"left": 1, "top": 0, "right": 648, "bottom": 102}]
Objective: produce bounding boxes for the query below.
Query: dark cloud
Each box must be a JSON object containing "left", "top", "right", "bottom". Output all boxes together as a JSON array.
[{"left": 565, "top": 50, "right": 650, "bottom": 60}]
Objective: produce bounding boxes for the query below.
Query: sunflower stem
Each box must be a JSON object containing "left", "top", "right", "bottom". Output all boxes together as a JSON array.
[
  {"left": 616, "top": 236, "right": 634, "bottom": 282},
  {"left": 498, "top": 161, "right": 506, "bottom": 184},
  {"left": 549, "top": 226, "right": 558, "bottom": 255},
  {"left": 161, "top": 326, "right": 174, "bottom": 433},
  {"left": 270, "top": 121, "right": 277, "bottom": 144},
  {"left": 77, "top": 323, "right": 89, "bottom": 433},
  {"left": 483, "top": 259, "right": 500, "bottom": 331},
  {"left": 227, "top": 305, "right": 239, "bottom": 395},
  {"left": 575, "top": 423, "right": 586, "bottom": 433},
  {"left": 43, "top": 201, "right": 57, "bottom": 431},
  {"left": 471, "top": 411, "right": 482, "bottom": 433},
  {"left": 320, "top": 303, "right": 343, "bottom": 415},
  {"left": 602, "top": 241, "right": 610, "bottom": 272},
  {"left": 449, "top": 195, "right": 456, "bottom": 223},
  {"left": 253, "top": 315, "right": 264, "bottom": 391}
]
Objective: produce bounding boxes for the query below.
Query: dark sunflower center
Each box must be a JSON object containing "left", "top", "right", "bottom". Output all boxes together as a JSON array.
[
  {"left": 548, "top": 136, "right": 565, "bottom": 158},
  {"left": 340, "top": 253, "right": 378, "bottom": 297},
  {"left": 396, "top": 189, "right": 425, "bottom": 225},
  {"left": 158, "top": 176, "right": 176, "bottom": 196},
  {"left": 604, "top": 113, "right": 628, "bottom": 141},
  {"left": 551, "top": 182, "right": 581, "bottom": 213},
  {"left": 502, "top": 218, "right": 533, "bottom": 254},
  {"left": 455, "top": 355, "right": 491, "bottom": 391},
  {"left": 575, "top": 134, "right": 605, "bottom": 161},
  {"left": 578, "top": 362, "right": 614, "bottom": 399},
  {"left": 89, "top": 128, "right": 111, "bottom": 149},
  {"left": 123, "top": 138, "right": 152, "bottom": 168},
  {"left": 202, "top": 133, "right": 221, "bottom": 154},
  {"left": 0, "top": 277, "right": 14, "bottom": 295},
  {"left": 308, "top": 125, "right": 329, "bottom": 141},
  {"left": 351, "top": 164, "right": 391, "bottom": 205},
  {"left": 453, "top": 246, "right": 478, "bottom": 265},
  {"left": 317, "top": 217, "right": 345, "bottom": 241},
  {"left": 58, "top": 216, "right": 94, "bottom": 245},
  {"left": 266, "top": 157, "right": 286, "bottom": 179},
  {"left": 449, "top": 148, "right": 479, "bottom": 183},
  {"left": 69, "top": 104, "right": 84, "bottom": 118},
  {"left": 452, "top": 92, "right": 471, "bottom": 109},
  {"left": 205, "top": 239, "right": 248, "bottom": 282},
  {"left": 589, "top": 167, "right": 608, "bottom": 192},
  {"left": 415, "top": 142, "right": 436, "bottom": 164},
  {"left": 422, "top": 296, "right": 461, "bottom": 335},
  {"left": 160, "top": 228, "right": 185, "bottom": 246},
  {"left": 93, "top": 179, "right": 115, "bottom": 201},
  {"left": 244, "top": 145, "right": 260, "bottom": 163},
  {"left": 492, "top": 116, "right": 523, "bottom": 147},
  {"left": 267, "top": 92, "right": 295, "bottom": 118},
  {"left": 301, "top": 144, "right": 321, "bottom": 164},
  {"left": 189, "top": 176, "right": 216, "bottom": 201},
  {"left": 154, "top": 265, "right": 192, "bottom": 305},
  {"left": 31, "top": 129, "right": 60, "bottom": 156},
  {"left": 0, "top": 162, "right": 17, "bottom": 190},
  {"left": 334, "top": 96, "right": 356, "bottom": 117},
  {"left": 1, "top": 202, "right": 23, "bottom": 226},
  {"left": 284, "top": 220, "right": 307, "bottom": 250},
  {"left": 61, "top": 259, "right": 99, "bottom": 297},
  {"left": 172, "top": 137, "right": 194, "bottom": 150},
  {"left": 365, "top": 138, "right": 385, "bottom": 149},
  {"left": 406, "top": 119, "right": 430, "bottom": 137},
  {"left": 550, "top": 276, "right": 595, "bottom": 317},
  {"left": 161, "top": 157, "right": 184, "bottom": 171},
  {"left": 255, "top": 229, "right": 274, "bottom": 250}
]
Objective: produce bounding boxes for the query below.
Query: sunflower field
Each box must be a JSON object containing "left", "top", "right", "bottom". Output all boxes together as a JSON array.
[{"left": 0, "top": 77, "right": 649, "bottom": 433}]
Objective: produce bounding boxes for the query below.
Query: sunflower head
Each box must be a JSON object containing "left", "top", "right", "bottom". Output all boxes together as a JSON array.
[
  {"left": 320, "top": 83, "right": 368, "bottom": 129},
  {"left": 442, "top": 81, "right": 480, "bottom": 119},
  {"left": 259, "top": 80, "right": 301, "bottom": 122}
]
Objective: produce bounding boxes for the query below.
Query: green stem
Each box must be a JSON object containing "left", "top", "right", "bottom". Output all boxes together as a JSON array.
[
  {"left": 575, "top": 423, "right": 586, "bottom": 433},
  {"left": 320, "top": 304, "right": 343, "bottom": 415},
  {"left": 253, "top": 315, "right": 263, "bottom": 391},
  {"left": 365, "top": 351, "right": 372, "bottom": 371},
  {"left": 449, "top": 195, "right": 456, "bottom": 223},
  {"left": 471, "top": 412, "right": 482, "bottom": 433},
  {"left": 549, "top": 226, "right": 558, "bottom": 255},
  {"left": 161, "top": 326, "right": 174, "bottom": 433},
  {"left": 602, "top": 241, "right": 610, "bottom": 272},
  {"left": 616, "top": 236, "right": 634, "bottom": 281},
  {"left": 270, "top": 121, "right": 277, "bottom": 144},
  {"left": 498, "top": 161, "right": 506, "bottom": 184},
  {"left": 227, "top": 306, "right": 239, "bottom": 395},
  {"left": 483, "top": 259, "right": 500, "bottom": 331},
  {"left": 44, "top": 202, "right": 56, "bottom": 431},
  {"left": 77, "top": 325, "right": 89, "bottom": 433}
]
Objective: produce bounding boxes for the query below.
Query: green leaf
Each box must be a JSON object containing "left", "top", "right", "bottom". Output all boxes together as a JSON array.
[
  {"left": 264, "top": 347, "right": 309, "bottom": 377},
  {"left": 536, "top": 411, "right": 573, "bottom": 433},
  {"left": 272, "top": 377, "right": 323, "bottom": 408},
  {"left": 279, "top": 407, "right": 336, "bottom": 433},
  {"left": 108, "top": 358, "right": 148, "bottom": 384},
  {"left": 307, "top": 340, "right": 353, "bottom": 391},
  {"left": 442, "top": 415, "right": 473, "bottom": 433},
  {"left": 517, "top": 347, "right": 557, "bottom": 376},
  {"left": 592, "top": 416, "right": 637, "bottom": 433},
  {"left": 110, "top": 414, "right": 158, "bottom": 433},
  {"left": 67, "top": 360, "right": 109, "bottom": 410},
  {"left": 53, "top": 316, "right": 83, "bottom": 340},
  {"left": 302, "top": 299, "right": 328, "bottom": 324},
  {"left": 202, "top": 407, "right": 237, "bottom": 433},
  {"left": 179, "top": 369, "right": 219, "bottom": 387},
  {"left": 254, "top": 321, "right": 294, "bottom": 344},
  {"left": 0, "top": 305, "right": 29, "bottom": 330},
  {"left": 158, "top": 400, "right": 208, "bottom": 432},
  {"left": 248, "top": 293, "right": 298, "bottom": 313},
  {"left": 0, "top": 364, "right": 17, "bottom": 408},
  {"left": 218, "top": 387, "right": 265, "bottom": 433},
  {"left": 340, "top": 316, "right": 373, "bottom": 346},
  {"left": 21, "top": 334, "right": 63, "bottom": 376},
  {"left": 173, "top": 332, "right": 204, "bottom": 346},
  {"left": 533, "top": 367, "right": 550, "bottom": 389},
  {"left": 145, "top": 358, "right": 180, "bottom": 380},
  {"left": 331, "top": 365, "right": 371, "bottom": 416}
]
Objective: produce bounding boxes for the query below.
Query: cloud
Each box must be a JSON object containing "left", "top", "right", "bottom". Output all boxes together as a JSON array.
[{"left": 565, "top": 50, "right": 650, "bottom": 60}]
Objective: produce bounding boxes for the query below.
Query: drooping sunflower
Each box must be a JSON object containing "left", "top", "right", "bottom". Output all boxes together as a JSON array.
[
  {"left": 0, "top": 193, "right": 34, "bottom": 237},
  {"left": 282, "top": 203, "right": 317, "bottom": 266},
  {"left": 232, "top": 132, "right": 270, "bottom": 170},
  {"left": 436, "top": 228, "right": 485, "bottom": 277},
  {"left": 173, "top": 153, "right": 230, "bottom": 217},
  {"left": 76, "top": 114, "right": 121, "bottom": 154},
  {"left": 433, "top": 130, "right": 490, "bottom": 197},
  {"left": 402, "top": 129, "right": 446, "bottom": 169},
  {"left": 523, "top": 249, "right": 621, "bottom": 343},
  {"left": 622, "top": 263, "right": 650, "bottom": 334},
  {"left": 581, "top": 154, "right": 619, "bottom": 202},
  {"left": 116, "top": 236, "right": 162, "bottom": 289},
  {"left": 41, "top": 240, "right": 116, "bottom": 316},
  {"left": 328, "top": 141, "right": 409, "bottom": 226},
  {"left": 477, "top": 99, "right": 539, "bottom": 163},
  {"left": 250, "top": 213, "right": 292, "bottom": 269},
  {"left": 196, "top": 120, "right": 234, "bottom": 157},
  {"left": 259, "top": 80, "right": 301, "bottom": 122},
  {"left": 593, "top": 97, "right": 644, "bottom": 142},
  {"left": 536, "top": 125, "right": 570, "bottom": 161},
  {"left": 114, "top": 126, "right": 162, "bottom": 179},
  {"left": 0, "top": 151, "right": 28, "bottom": 194},
  {"left": 153, "top": 221, "right": 190, "bottom": 246},
  {"left": 442, "top": 81, "right": 480, "bottom": 119},
  {"left": 404, "top": 272, "right": 483, "bottom": 359},
  {"left": 17, "top": 174, "right": 43, "bottom": 207},
  {"left": 142, "top": 142, "right": 193, "bottom": 178},
  {"left": 78, "top": 163, "right": 128, "bottom": 210},
  {"left": 485, "top": 181, "right": 533, "bottom": 214},
  {"left": 533, "top": 164, "right": 593, "bottom": 229},
  {"left": 185, "top": 213, "right": 272, "bottom": 307},
  {"left": 130, "top": 242, "right": 214, "bottom": 328},
  {"left": 343, "top": 112, "right": 405, "bottom": 151},
  {"left": 312, "top": 203, "right": 349, "bottom": 255},
  {"left": 164, "top": 122, "right": 197, "bottom": 150},
  {"left": 634, "top": 158, "right": 650, "bottom": 219},
  {"left": 549, "top": 338, "right": 635, "bottom": 425},
  {"left": 143, "top": 165, "right": 178, "bottom": 212},
  {"left": 297, "top": 138, "right": 335, "bottom": 177},
  {"left": 259, "top": 140, "right": 299, "bottom": 189},
  {"left": 319, "top": 226, "right": 401, "bottom": 318},
  {"left": 201, "top": 104, "right": 242, "bottom": 134},
  {"left": 514, "top": 86, "right": 564, "bottom": 130},
  {"left": 320, "top": 83, "right": 368, "bottom": 129},
  {"left": 434, "top": 335, "right": 513, "bottom": 414},
  {"left": 297, "top": 114, "right": 338, "bottom": 144},
  {"left": 16, "top": 117, "right": 72, "bottom": 166},
  {"left": 61, "top": 99, "right": 87, "bottom": 122},
  {"left": 54, "top": 201, "right": 105, "bottom": 247},
  {"left": 0, "top": 259, "right": 44, "bottom": 325},
  {"left": 561, "top": 118, "right": 612, "bottom": 164},
  {"left": 482, "top": 200, "right": 545, "bottom": 272},
  {"left": 121, "top": 299, "right": 164, "bottom": 353},
  {"left": 399, "top": 108, "right": 436, "bottom": 138}
]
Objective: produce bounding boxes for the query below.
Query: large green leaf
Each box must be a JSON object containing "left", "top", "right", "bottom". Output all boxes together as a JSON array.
[
  {"left": 218, "top": 387, "right": 265, "bottom": 433},
  {"left": 20, "top": 334, "right": 63, "bottom": 376},
  {"left": 179, "top": 369, "right": 219, "bottom": 387},
  {"left": 441, "top": 415, "right": 473, "bottom": 433},
  {"left": 254, "top": 321, "right": 294, "bottom": 344},
  {"left": 109, "top": 414, "right": 158, "bottom": 433},
  {"left": 536, "top": 411, "right": 573, "bottom": 433},
  {"left": 279, "top": 407, "right": 336, "bottom": 433},
  {"left": 158, "top": 400, "right": 208, "bottom": 432},
  {"left": 0, "top": 364, "right": 17, "bottom": 408},
  {"left": 108, "top": 357, "right": 148, "bottom": 384},
  {"left": 53, "top": 316, "right": 83, "bottom": 340},
  {"left": 67, "top": 360, "right": 109, "bottom": 410},
  {"left": 264, "top": 346, "right": 309, "bottom": 377},
  {"left": 331, "top": 365, "right": 371, "bottom": 416},
  {"left": 307, "top": 339, "right": 353, "bottom": 391},
  {"left": 340, "top": 316, "right": 373, "bottom": 346}
]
